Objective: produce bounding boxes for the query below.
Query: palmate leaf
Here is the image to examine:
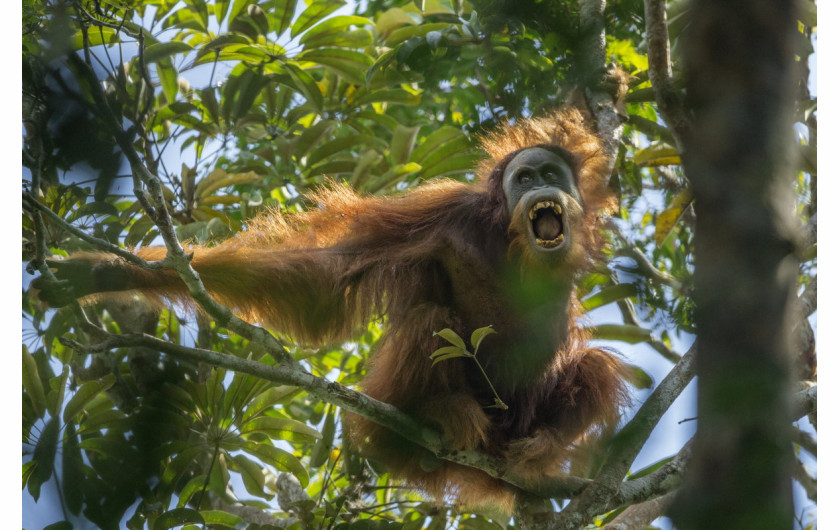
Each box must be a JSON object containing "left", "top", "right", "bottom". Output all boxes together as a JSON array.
[
  {"left": 62, "top": 373, "right": 116, "bottom": 423},
  {"left": 309, "top": 407, "right": 335, "bottom": 468},
  {"left": 243, "top": 441, "right": 309, "bottom": 487},
  {"left": 297, "top": 48, "right": 375, "bottom": 85},
  {"left": 239, "top": 416, "right": 322, "bottom": 442},
  {"left": 300, "top": 15, "right": 372, "bottom": 47},
  {"left": 176, "top": 474, "right": 208, "bottom": 508},
  {"left": 153, "top": 508, "right": 203, "bottom": 530},
  {"left": 290, "top": 0, "right": 344, "bottom": 38},
  {"left": 231, "top": 454, "right": 271, "bottom": 499},
  {"left": 22, "top": 346, "right": 46, "bottom": 419}
]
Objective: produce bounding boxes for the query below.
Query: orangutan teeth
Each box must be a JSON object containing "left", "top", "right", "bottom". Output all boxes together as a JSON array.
[
  {"left": 529, "top": 201, "right": 563, "bottom": 220},
  {"left": 536, "top": 234, "right": 565, "bottom": 247}
]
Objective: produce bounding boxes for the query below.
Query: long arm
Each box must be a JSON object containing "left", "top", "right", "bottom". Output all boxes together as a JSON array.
[{"left": 32, "top": 182, "right": 477, "bottom": 344}]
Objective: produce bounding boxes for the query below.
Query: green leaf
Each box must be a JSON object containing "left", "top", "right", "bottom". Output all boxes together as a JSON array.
[
  {"left": 144, "top": 41, "right": 193, "bottom": 64},
  {"left": 308, "top": 134, "right": 383, "bottom": 167},
  {"left": 22, "top": 460, "right": 37, "bottom": 490},
  {"left": 654, "top": 187, "right": 693, "bottom": 245},
  {"left": 161, "top": 445, "right": 204, "bottom": 485},
  {"left": 200, "top": 510, "right": 245, "bottom": 527},
  {"left": 227, "top": 0, "right": 251, "bottom": 21},
  {"left": 290, "top": 0, "right": 344, "bottom": 38},
  {"left": 176, "top": 474, "right": 208, "bottom": 507},
  {"left": 354, "top": 88, "right": 421, "bottom": 106},
  {"left": 298, "top": 48, "right": 374, "bottom": 85},
  {"left": 154, "top": 508, "right": 204, "bottom": 530},
  {"left": 390, "top": 125, "right": 420, "bottom": 165},
  {"left": 417, "top": 154, "right": 478, "bottom": 180},
  {"left": 244, "top": 441, "right": 309, "bottom": 487},
  {"left": 279, "top": 62, "right": 324, "bottom": 110},
  {"left": 431, "top": 351, "right": 470, "bottom": 366},
  {"left": 385, "top": 22, "right": 450, "bottom": 46},
  {"left": 240, "top": 386, "right": 301, "bottom": 423},
  {"left": 588, "top": 324, "right": 653, "bottom": 344},
  {"left": 580, "top": 283, "right": 638, "bottom": 312},
  {"left": 369, "top": 162, "right": 422, "bottom": 192},
  {"left": 375, "top": 7, "right": 418, "bottom": 35},
  {"left": 269, "top": 0, "right": 298, "bottom": 34},
  {"left": 70, "top": 28, "right": 119, "bottom": 50},
  {"left": 349, "top": 149, "right": 384, "bottom": 187},
  {"left": 309, "top": 408, "right": 335, "bottom": 468},
  {"left": 193, "top": 33, "right": 251, "bottom": 64},
  {"left": 633, "top": 141, "right": 680, "bottom": 166},
  {"left": 232, "top": 454, "right": 268, "bottom": 498},
  {"left": 46, "top": 367, "right": 69, "bottom": 418},
  {"left": 411, "top": 126, "right": 469, "bottom": 163},
  {"left": 430, "top": 345, "right": 468, "bottom": 359},
  {"left": 79, "top": 409, "right": 125, "bottom": 433},
  {"left": 303, "top": 28, "right": 373, "bottom": 50},
  {"left": 125, "top": 218, "right": 157, "bottom": 248},
  {"left": 300, "top": 15, "right": 371, "bottom": 45},
  {"left": 29, "top": 418, "right": 59, "bottom": 501},
  {"left": 624, "top": 363, "right": 655, "bottom": 390},
  {"left": 22, "top": 346, "right": 46, "bottom": 419},
  {"left": 433, "top": 328, "right": 466, "bottom": 350},
  {"left": 470, "top": 326, "right": 496, "bottom": 351},
  {"left": 240, "top": 416, "right": 322, "bottom": 441},
  {"left": 63, "top": 374, "right": 116, "bottom": 423},
  {"left": 294, "top": 119, "right": 336, "bottom": 158},
  {"left": 62, "top": 424, "right": 84, "bottom": 515},
  {"left": 158, "top": 58, "right": 179, "bottom": 103}
]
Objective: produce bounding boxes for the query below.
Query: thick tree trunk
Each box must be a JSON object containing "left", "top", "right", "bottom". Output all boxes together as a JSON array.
[{"left": 670, "top": 0, "right": 800, "bottom": 528}]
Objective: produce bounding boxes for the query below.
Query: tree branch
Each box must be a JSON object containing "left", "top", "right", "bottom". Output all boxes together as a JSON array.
[
  {"left": 616, "top": 438, "right": 692, "bottom": 505},
  {"left": 551, "top": 344, "right": 697, "bottom": 528},
  {"left": 642, "top": 0, "right": 690, "bottom": 149},
  {"left": 57, "top": 331, "right": 592, "bottom": 498},
  {"left": 603, "top": 491, "right": 677, "bottom": 530}
]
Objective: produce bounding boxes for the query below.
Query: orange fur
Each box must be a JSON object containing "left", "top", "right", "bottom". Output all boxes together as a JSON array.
[{"left": 36, "top": 100, "right": 629, "bottom": 515}]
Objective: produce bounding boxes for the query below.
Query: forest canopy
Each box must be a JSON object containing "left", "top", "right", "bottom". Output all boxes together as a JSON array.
[{"left": 22, "top": 0, "right": 817, "bottom": 528}]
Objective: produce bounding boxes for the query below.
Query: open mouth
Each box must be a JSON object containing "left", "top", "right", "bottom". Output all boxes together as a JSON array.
[{"left": 529, "top": 201, "right": 565, "bottom": 248}]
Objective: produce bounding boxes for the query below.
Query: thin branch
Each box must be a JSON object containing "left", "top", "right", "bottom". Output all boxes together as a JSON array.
[
  {"left": 603, "top": 491, "right": 677, "bottom": 530},
  {"left": 614, "top": 245, "right": 685, "bottom": 294},
  {"left": 23, "top": 194, "right": 166, "bottom": 269},
  {"left": 617, "top": 298, "right": 681, "bottom": 364},
  {"left": 63, "top": 52, "right": 294, "bottom": 364},
  {"left": 552, "top": 343, "right": 697, "bottom": 529},
  {"left": 642, "top": 0, "right": 690, "bottom": 149},
  {"left": 57, "top": 331, "right": 592, "bottom": 498},
  {"left": 616, "top": 438, "right": 693, "bottom": 505}
]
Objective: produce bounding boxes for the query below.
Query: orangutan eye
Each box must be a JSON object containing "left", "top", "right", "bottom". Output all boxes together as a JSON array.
[
  {"left": 544, "top": 171, "right": 557, "bottom": 181},
  {"left": 518, "top": 173, "right": 532, "bottom": 185}
]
